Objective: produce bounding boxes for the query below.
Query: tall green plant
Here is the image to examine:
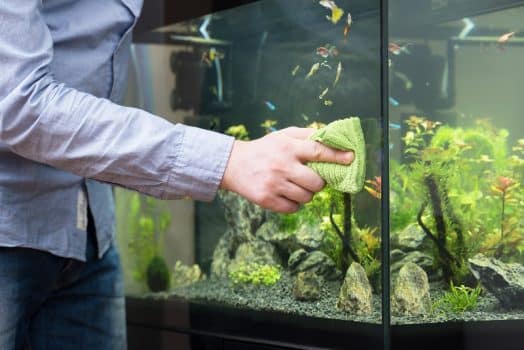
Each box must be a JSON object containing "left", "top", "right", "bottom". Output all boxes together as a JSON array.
[{"left": 127, "top": 193, "right": 172, "bottom": 290}]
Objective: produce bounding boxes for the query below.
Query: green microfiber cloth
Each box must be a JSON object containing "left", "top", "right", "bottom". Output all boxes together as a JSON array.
[{"left": 307, "top": 117, "right": 366, "bottom": 194}]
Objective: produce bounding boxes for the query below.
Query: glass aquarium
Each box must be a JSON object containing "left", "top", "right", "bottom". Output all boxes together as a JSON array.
[
  {"left": 389, "top": 0, "right": 524, "bottom": 327},
  {"left": 119, "top": 0, "right": 523, "bottom": 349}
]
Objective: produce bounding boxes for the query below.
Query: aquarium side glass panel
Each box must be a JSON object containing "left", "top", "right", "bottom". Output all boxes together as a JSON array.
[
  {"left": 117, "top": 0, "right": 385, "bottom": 331},
  {"left": 389, "top": 2, "right": 524, "bottom": 325}
]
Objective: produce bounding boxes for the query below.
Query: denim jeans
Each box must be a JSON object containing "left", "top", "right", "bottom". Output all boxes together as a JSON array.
[{"left": 0, "top": 213, "right": 126, "bottom": 350}]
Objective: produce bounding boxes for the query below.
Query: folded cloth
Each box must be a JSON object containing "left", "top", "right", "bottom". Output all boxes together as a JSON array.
[{"left": 307, "top": 117, "right": 366, "bottom": 194}]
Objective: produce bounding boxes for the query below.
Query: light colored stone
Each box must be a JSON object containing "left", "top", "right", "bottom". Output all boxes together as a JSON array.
[
  {"left": 256, "top": 221, "right": 299, "bottom": 252},
  {"left": 392, "top": 223, "right": 429, "bottom": 251},
  {"left": 391, "top": 251, "right": 438, "bottom": 281},
  {"left": 293, "top": 271, "right": 321, "bottom": 301},
  {"left": 227, "top": 239, "right": 281, "bottom": 275},
  {"left": 337, "top": 262, "right": 373, "bottom": 314},
  {"left": 392, "top": 262, "right": 431, "bottom": 316},
  {"left": 295, "top": 224, "right": 324, "bottom": 250},
  {"left": 172, "top": 260, "right": 205, "bottom": 288}
]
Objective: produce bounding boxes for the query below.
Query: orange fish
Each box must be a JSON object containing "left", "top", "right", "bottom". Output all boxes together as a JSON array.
[
  {"left": 388, "top": 42, "right": 410, "bottom": 55},
  {"left": 343, "top": 13, "right": 352, "bottom": 41},
  {"left": 365, "top": 176, "right": 382, "bottom": 199},
  {"left": 497, "top": 31, "right": 515, "bottom": 50},
  {"left": 498, "top": 31, "right": 515, "bottom": 44}
]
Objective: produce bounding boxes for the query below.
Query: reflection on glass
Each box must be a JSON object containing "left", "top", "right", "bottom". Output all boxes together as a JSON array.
[{"left": 389, "top": 4, "right": 524, "bottom": 325}]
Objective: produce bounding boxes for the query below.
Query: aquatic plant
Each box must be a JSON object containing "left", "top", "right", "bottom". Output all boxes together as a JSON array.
[
  {"left": 492, "top": 176, "right": 519, "bottom": 240},
  {"left": 225, "top": 124, "right": 250, "bottom": 140},
  {"left": 260, "top": 119, "right": 278, "bottom": 134},
  {"left": 126, "top": 193, "right": 172, "bottom": 292},
  {"left": 402, "top": 116, "right": 468, "bottom": 284},
  {"left": 146, "top": 256, "right": 171, "bottom": 292},
  {"left": 432, "top": 282, "right": 482, "bottom": 314},
  {"left": 228, "top": 263, "right": 281, "bottom": 286}
]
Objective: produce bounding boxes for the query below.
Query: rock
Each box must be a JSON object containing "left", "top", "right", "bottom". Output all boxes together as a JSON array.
[
  {"left": 211, "top": 229, "right": 245, "bottom": 278},
  {"left": 256, "top": 221, "right": 299, "bottom": 253},
  {"left": 218, "top": 190, "right": 267, "bottom": 237},
  {"left": 391, "top": 251, "right": 437, "bottom": 280},
  {"left": 392, "top": 262, "right": 431, "bottom": 316},
  {"left": 295, "top": 224, "right": 324, "bottom": 250},
  {"left": 390, "top": 249, "right": 406, "bottom": 263},
  {"left": 468, "top": 253, "right": 524, "bottom": 308},
  {"left": 293, "top": 271, "right": 321, "bottom": 301},
  {"left": 337, "top": 262, "right": 373, "bottom": 314},
  {"left": 211, "top": 191, "right": 274, "bottom": 278},
  {"left": 392, "top": 223, "right": 429, "bottom": 251},
  {"left": 146, "top": 256, "right": 171, "bottom": 292},
  {"left": 288, "top": 249, "right": 342, "bottom": 280},
  {"left": 288, "top": 249, "right": 308, "bottom": 270},
  {"left": 228, "top": 239, "right": 281, "bottom": 275},
  {"left": 172, "top": 261, "right": 205, "bottom": 288}
]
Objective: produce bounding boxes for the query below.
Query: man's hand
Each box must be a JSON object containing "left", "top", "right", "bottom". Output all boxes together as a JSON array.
[{"left": 220, "top": 127, "right": 354, "bottom": 213}]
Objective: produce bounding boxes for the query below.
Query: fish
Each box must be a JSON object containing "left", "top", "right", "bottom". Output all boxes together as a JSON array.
[
  {"left": 498, "top": 31, "right": 515, "bottom": 44},
  {"left": 319, "top": 0, "right": 336, "bottom": 9},
  {"left": 365, "top": 176, "right": 382, "bottom": 199},
  {"left": 305, "top": 62, "right": 320, "bottom": 79},
  {"left": 291, "top": 65, "right": 300, "bottom": 76},
  {"left": 264, "top": 101, "right": 276, "bottom": 111},
  {"left": 497, "top": 31, "right": 515, "bottom": 50},
  {"left": 389, "top": 97, "right": 400, "bottom": 106},
  {"left": 343, "top": 13, "right": 352, "bottom": 41},
  {"left": 389, "top": 122, "right": 401, "bottom": 129},
  {"left": 301, "top": 113, "right": 310, "bottom": 121},
  {"left": 394, "top": 71, "right": 413, "bottom": 90},
  {"left": 316, "top": 45, "right": 339, "bottom": 58},
  {"left": 316, "top": 47, "right": 330, "bottom": 58},
  {"left": 324, "top": 100, "right": 333, "bottom": 106},
  {"left": 320, "top": 0, "right": 344, "bottom": 24},
  {"left": 201, "top": 48, "right": 224, "bottom": 66},
  {"left": 388, "top": 42, "right": 411, "bottom": 56},
  {"left": 319, "top": 87, "right": 329, "bottom": 99},
  {"left": 333, "top": 61, "right": 342, "bottom": 86}
]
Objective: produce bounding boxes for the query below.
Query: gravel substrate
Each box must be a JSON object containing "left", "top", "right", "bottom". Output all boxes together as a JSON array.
[
  {"left": 145, "top": 276, "right": 523, "bottom": 326},
  {"left": 391, "top": 282, "right": 524, "bottom": 325},
  {"left": 168, "top": 272, "right": 382, "bottom": 324}
]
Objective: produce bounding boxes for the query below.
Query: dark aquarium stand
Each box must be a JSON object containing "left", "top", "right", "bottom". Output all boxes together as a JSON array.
[{"left": 125, "top": 0, "right": 524, "bottom": 349}]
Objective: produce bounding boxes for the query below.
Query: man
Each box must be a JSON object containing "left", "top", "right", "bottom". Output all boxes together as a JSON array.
[{"left": 0, "top": 1, "right": 354, "bottom": 349}]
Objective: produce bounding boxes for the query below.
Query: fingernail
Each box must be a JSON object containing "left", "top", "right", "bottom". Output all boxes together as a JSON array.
[{"left": 343, "top": 152, "right": 354, "bottom": 163}]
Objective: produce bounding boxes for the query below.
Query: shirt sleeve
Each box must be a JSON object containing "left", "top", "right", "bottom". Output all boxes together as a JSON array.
[{"left": 0, "top": 1, "right": 234, "bottom": 201}]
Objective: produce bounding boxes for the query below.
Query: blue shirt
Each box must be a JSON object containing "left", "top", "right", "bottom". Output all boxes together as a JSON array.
[{"left": 0, "top": 0, "right": 234, "bottom": 261}]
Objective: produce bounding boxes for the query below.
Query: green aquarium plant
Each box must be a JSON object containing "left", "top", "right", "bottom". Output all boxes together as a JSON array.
[
  {"left": 402, "top": 116, "right": 468, "bottom": 284},
  {"left": 146, "top": 255, "right": 171, "bottom": 292},
  {"left": 432, "top": 282, "right": 482, "bottom": 314},
  {"left": 228, "top": 263, "right": 281, "bottom": 286},
  {"left": 126, "top": 192, "right": 172, "bottom": 292},
  {"left": 225, "top": 124, "right": 249, "bottom": 140}
]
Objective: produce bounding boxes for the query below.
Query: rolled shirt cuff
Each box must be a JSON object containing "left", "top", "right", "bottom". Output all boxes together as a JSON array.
[{"left": 165, "top": 125, "right": 234, "bottom": 202}]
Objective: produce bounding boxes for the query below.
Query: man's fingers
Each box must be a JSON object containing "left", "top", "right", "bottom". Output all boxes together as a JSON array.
[
  {"left": 296, "top": 139, "right": 354, "bottom": 165},
  {"left": 287, "top": 164, "right": 325, "bottom": 193},
  {"left": 278, "top": 127, "right": 315, "bottom": 140},
  {"left": 266, "top": 196, "right": 300, "bottom": 214},
  {"left": 279, "top": 181, "right": 315, "bottom": 204}
]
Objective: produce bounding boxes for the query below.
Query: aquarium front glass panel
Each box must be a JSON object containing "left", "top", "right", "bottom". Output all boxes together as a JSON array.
[
  {"left": 389, "top": 2, "right": 524, "bottom": 325},
  {"left": 117, "top": 0, "right": 385, "bottom": 329}
]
